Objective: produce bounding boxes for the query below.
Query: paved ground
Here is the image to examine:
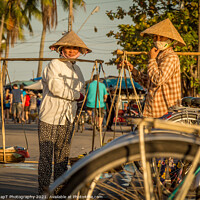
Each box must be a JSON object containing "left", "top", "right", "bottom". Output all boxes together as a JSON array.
[{"left": 0, "top": 120, "right": 131, "bottom": 198}]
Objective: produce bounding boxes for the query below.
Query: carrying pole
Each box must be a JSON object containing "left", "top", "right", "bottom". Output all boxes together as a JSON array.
[
  {"left": 113, "top": 53, "right": 124, "bottom": 139},
  {"left": 0, "top": 59, "right": 6, "bottom": 163},
  {"left": 92, "top": 63, "right": 98, "bottom": 151},
  {"left": 0, "top": 15, "right": 6, "bottom": 163},
  {"left": 96, "top": 63, "right": 103, "bottom": 147},
  {"left": 116, "top": 49, "right": 200, "bottom": 56}
]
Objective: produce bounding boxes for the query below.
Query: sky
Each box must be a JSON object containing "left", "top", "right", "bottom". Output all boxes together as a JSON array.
[{"left": 7, "top": 0, "right": 133, "bottom": 82}]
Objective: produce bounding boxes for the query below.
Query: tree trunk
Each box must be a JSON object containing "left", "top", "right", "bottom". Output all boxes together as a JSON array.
[
  {"left": 0, "top": 14, "right": 4, "bottom": 55},
  {"left": 2, "top": 32, "right": 10, "bottom": 86},
  {"left": 0, "top": 14, "right": 5, "bottom": 87},
  {"left": 37, "top": 27, "right": 46, "bottom": 78},
  {"left": 68, "top": 0, "right": 73, "bottom": 31}
]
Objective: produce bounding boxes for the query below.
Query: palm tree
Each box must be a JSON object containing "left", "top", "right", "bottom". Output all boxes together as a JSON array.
[
  {"left": 0, "top": 0, "right": 6, "bottom": 55},
  {"left": 1, "top": 0, "right": 40, "bottom": 85},
  {"left": 60, "top": 0, "right": 86, "bottom": 31},
  {"left": 37, "top": 0, "right": 57, "bottom": 78},
  {"left": 36, "top": 0, "right": 86, "bottom": 78}
]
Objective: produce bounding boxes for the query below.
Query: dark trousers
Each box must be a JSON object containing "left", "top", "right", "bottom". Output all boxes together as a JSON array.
[
  {"left": 38, "top": 120, "right": 74, "bottom": 194},
  {"left": 107, "top": 110, "right": 115, "bottom": 128}
]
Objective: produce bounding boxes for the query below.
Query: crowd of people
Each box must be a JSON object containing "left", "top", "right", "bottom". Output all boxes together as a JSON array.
[
  {"left": 2, "top": 84, "right": 42, "bottom": 124},
  {"left": 2, "top": 78, "right": 115, "bottom": 130}
]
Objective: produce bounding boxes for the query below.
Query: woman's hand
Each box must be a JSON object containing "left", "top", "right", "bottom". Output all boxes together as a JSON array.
[
  {"left": 149, "top": 47, "right": 160, "bottom": 59},
  {"left": 118, "top": 60, "right": 138, "bottom": 76},
  {"left": 118, "top": 60, "right": 133, "bottom": 71}
]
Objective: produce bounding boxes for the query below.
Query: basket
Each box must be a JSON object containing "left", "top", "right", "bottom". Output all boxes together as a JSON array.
[{"left": 0, "top": 146, "right": 29, "bottom": 163}]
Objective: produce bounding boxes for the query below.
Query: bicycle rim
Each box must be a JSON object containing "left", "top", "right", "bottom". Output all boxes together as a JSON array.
[
  {"left": 48, "top": 132, "right": 200, "bottom": 199},
  {"left": 167, "top": 112, "right": 200, "bottom": 125}
]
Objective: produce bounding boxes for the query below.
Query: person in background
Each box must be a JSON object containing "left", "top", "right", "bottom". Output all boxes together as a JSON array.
[
  {"left": 4, "top": 89, "right": 11, "bottom": 123},
  {"left": 10, "top": 84, "right": 23, "bottom": 123},
  {"left": 106, "top": 86, "right": 115, "bottom": 131},
  {"left": 102, "top": 101, "right": 107, "bottom": 129},
  {"left": 20, "top": 84, "right": 26, "bottom": 122},
  {"left": 24, "top": 89, "right": 31, "bottom": 123},
  {"left": 86, "top": 74, "right": 108, "bottom": 131},
  {"left": 37, "top": 93, "right": 42, "bottom": 114},
  {"left": 29, "top": 91, "right": 37, "bottom": 124},
  {"left": 38, "top": 31, "right": 91, "bottom": 194}
]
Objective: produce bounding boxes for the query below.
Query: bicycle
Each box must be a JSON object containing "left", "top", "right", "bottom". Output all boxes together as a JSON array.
[
  {"left": 133, "top": 106, "right": 200, "bottom": 194},
  {"left": 45, "top": 118, "right": 200, "bottom": 200},
  {"left": 164, "top": 107, "right": 200, "bottom": 125}
]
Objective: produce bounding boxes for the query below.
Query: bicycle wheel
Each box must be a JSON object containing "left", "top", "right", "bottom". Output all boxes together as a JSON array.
[
  {"left": 167, "top": 111, "right": 200, "bottom": 124},
  {"left": 134, "top": 111, "right": 200, "bottom": 176},
  {"left": 47, "top": 131, "right": 200, "bottom": 199}
]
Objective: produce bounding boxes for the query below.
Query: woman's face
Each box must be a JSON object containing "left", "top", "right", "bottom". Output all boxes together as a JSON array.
[{"left": 62, "top": 46, "right": 80, "bottom": 58}]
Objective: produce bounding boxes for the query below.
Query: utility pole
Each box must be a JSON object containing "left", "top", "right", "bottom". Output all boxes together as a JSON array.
[
  {"left": 77, "top": 6, "right": 100, "bottom": 34},
  {"left": 198, "top": 0, "right": 200, "bottom": 80},
  {"left": 68, "top": 0, "right": 73, "bottom": 31},
  {"left": 197, "top": 0, "right": 200, "bottom": 96}
]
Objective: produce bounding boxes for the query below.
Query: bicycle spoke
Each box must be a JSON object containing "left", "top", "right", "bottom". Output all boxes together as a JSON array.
[{"left": 176, "top": 147, "right": 200, "bottom": 199}]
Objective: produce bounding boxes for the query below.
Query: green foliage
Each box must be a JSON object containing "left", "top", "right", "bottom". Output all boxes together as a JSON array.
[
  {"left": 60, "top": 0, "right": 86, "bottom": 11},
  {"left": 0, "top": 1, "right": 6, "bottom": 16},
  {"left": 106, "top": 0, "right": 200, "bottom": 96},
  {"left": 0, "top": 0, "right": 40, "bottom": 48},
  {"left": 23, "top": 0, "right": 41, "bottom": 21},
  {"left": 0, "top": 0, "right": 86, "bottom": 49}
]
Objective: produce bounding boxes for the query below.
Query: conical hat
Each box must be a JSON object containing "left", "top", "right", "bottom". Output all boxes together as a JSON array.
[
  {"left": 49, "top": 30, "right": 92, "bottom": 53},
  {"left": 140, "top": 18, "right": 186, "bottom": 46}
]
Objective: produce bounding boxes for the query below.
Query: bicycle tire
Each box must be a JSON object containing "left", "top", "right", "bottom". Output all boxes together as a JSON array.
[
  {"left": 167, "top": 111, "right": 200, "bottom": 124},
  {"left": 48, "top": 132, "right": 200, "bottom": 199}
]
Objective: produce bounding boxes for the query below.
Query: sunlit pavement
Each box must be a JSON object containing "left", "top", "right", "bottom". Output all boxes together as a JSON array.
[{"left": 0, "top": 120, "right": 132, "bottom": 196}]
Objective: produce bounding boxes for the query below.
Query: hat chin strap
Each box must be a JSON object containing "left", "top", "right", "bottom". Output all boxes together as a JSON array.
[{"left": 61, "top": 50, "right": 81, "bottom": 59}]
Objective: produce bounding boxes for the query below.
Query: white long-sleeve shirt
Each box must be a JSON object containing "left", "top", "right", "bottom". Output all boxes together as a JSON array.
[{"left": 39, "top": 59, "right": 85, "bottom": 125}]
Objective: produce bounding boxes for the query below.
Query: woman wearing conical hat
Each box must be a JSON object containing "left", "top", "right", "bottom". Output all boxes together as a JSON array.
[
  {"left": 122, "top": 18, "right": 185, "bottom": 118},
  {"left": 38, "top": 31, "right": 92, "bottom": 194}
]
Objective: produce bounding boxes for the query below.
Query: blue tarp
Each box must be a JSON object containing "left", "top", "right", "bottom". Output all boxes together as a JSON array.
[
  {"left": 31, "top": 77, "right": 42, "bottom": 81},
  {"left": 6, "top": 80, "right": 35, "bottom": 87},
  {"left": 103, "top": 78, "right": 144, "bottom": 91}
]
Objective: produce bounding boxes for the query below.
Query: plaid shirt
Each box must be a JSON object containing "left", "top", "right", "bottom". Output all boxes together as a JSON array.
[{"left": 140, "top": 47, "right": 181, "bottom": 118}]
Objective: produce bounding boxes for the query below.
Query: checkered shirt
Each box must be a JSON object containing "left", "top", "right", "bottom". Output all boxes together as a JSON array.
[{"left": 142, "top": 47, "right": 181, "bottom": 118}]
